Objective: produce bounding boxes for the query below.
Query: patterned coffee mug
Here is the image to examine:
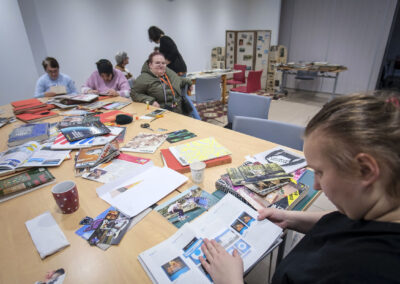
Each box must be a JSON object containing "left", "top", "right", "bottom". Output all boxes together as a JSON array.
[{"left": 51, "top": 181, "right": 79, "bottom": 214}]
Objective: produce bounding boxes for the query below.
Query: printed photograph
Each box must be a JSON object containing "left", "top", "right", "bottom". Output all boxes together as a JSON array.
[
  {"left": 161, "top": 256, "right": 190, "bottom": 281},
  {"left": 238, "top": 212, "right": 255, "bottom": 226},
  {"left": 231, "top": 219, "right": 248, "bottom": 235}
]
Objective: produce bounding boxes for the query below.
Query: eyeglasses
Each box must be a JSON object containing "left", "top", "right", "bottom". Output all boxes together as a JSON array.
[{"left": 152, "top": 61, "right": 166, "bottom": 65}]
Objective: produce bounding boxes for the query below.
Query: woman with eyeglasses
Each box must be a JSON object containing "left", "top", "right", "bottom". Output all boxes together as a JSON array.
[{"left": 130, "top": 52, "right": 192, "bottom": 115}]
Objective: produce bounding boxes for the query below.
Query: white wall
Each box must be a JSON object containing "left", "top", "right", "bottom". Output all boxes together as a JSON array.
[
  {"left": 0, "top": 0, "right": 38, "bottom": 105},
  {"left": 279, "top": 0, "right": 397, "bottom": 95},
  {"left": 0, "top": 0, "right": 281, "bottom": 104}
]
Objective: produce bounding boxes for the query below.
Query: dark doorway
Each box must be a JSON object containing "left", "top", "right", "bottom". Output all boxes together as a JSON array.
[{"left": 377, "top": 2, "right": 400, "bottom": 91}]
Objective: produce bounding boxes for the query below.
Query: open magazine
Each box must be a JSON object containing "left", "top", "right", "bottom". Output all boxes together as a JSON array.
[
  {"left": 0, "top": 142, "right": 70, "bottom": 177},
  {"left": 138, "top": 194, "right": 283, "bottom": 283}
]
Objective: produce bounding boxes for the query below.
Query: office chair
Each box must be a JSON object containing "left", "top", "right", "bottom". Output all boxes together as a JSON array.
[
  {"left": 225, "top": 91, "right": 271, "bottom": 129},
  {"left": 232, "top": 116, "right": 305, "bottom": 151},
  {"left": 190, "top": 77, "right": 221, "bottom": 104},
  {"left": 181, "top": 85, "right": 201, "bottom": 120},
  {"left": 227, "top": 64, "right": 246, "bottom": 86},
  {"left": 231, "top": 70, "right": 263, "bottom": 93}
]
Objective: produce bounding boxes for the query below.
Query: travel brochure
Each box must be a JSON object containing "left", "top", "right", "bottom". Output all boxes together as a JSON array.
[{"left": 138, "top": 194, "right": 283, "bottom": 283}]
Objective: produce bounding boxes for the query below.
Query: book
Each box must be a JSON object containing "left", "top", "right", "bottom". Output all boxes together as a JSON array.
[
  {"left": 253, "top": 146, "right": 307, "bottom": 173},
  {"left": 49, "top": 85, "right": 67, "bottom": 95},
  {"left": 16, "top": 111, "right": 58, "bottom": 123},
  {"left": 0, "top": 168, "right": 55, "bottom": 203},
  {"left": 51, "top": 126, "right": 124, "bottom": 150},
  {"left": 138, "top": 194, "right": 283, "bottom": 283},
  {"left": 0, "top": 142, "right": 70, "bottom": 176},
  {"left": 11, "top": 98, "right": 43, "bottom": 108},
  {"left": 166, "top": 129, "right": 196, "bottom": 143},
  {"left": 103, "top": 101, "right": 132, "bottom": 110},
  {"left": 121, "top": 133, "right": 168, "bottom": 154},
  {"left": 12, "top": 98, "right": 47, "bottom": 114},
  {"left": 8, "top": 123, "right": 49, "bottom": 147},
  {"left": 96, "top": 166, "right": 188, "bottom": 217},
  {"left": 60, "top": 121, "right": 111, "bottom": 142},
  {"left": 81, "top": 153, "right": 153, "bottom": 183},
  {"left": 160, "top": 148, "right": 232, "bottom": 174},
  {"left": 268, "top": 182, "right": 309, "bottom": 210},
  {"left": 74, "top": 140, "right": 120, "bottom": 169},
  {"left": 154, "top": 186, "right": 220, "bottom": 228},
  {"left": 169, "top": 137, "right": 231, "bottom": 166}
]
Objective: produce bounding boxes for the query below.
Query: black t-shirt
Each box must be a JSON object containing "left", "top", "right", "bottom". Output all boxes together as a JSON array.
[
  {"left": 272, "top": 211, "right": 400, "bottom": 283},
  {"left": 159, "top": 36, "right": 187, "bottom": 74}
]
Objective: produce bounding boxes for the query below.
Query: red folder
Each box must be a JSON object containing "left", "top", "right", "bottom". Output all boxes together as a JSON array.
[
  {"left": 160, "top": 148, "right": 232, "bottom": 174},
  {"left": 96, "top": 110, "right": 131, "bottom": 123}
]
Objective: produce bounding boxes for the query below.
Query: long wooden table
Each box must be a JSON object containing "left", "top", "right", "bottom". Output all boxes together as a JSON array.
[{"left": 0, "top": 97, "right": 298, "bottom": 283}]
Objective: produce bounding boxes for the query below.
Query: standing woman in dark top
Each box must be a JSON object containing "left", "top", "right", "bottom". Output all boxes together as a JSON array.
[
  {"left": 199, "top": 92, "right": 400, "bottom": 284},
  {"left": 148, "top": 26, "right": 187, "bottom": 76}
]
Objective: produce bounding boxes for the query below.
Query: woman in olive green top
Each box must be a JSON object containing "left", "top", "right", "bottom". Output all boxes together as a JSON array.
[{"left": 130, "top": 52, "right": 192, "bottom": 115}]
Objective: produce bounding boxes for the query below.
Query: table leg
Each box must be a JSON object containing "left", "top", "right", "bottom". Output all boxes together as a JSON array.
[
  {"left": 331, "top": 73, "right": 339, "bottom": 101},
  {"left": 221, "top": 75, "right": 227, "bottom": 104}
]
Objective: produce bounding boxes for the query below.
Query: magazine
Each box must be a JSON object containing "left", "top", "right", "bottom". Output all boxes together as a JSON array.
[
  {"left": 166, "top": 129, "right": 196, "bottom": 143},
  {"left": 0, "top": 168, "right": 55, "bottom": 203},
  {"left": 154, "top": 186, "right": 220, "bottom": 228},
  {"left": 96, "top": 166, "right": 188, "bottom": 217},
  {"left": 138, "top": 194, "right": 283, "bottom": 283},
  {"left": 252, "top": 146, "right": 307, "bottom": 173},
  {"left": 0, "top": 142, "right": 70, "bottom": 176},
  {"left": 169, "top": 137, "right": 231, "bottom": 166},
  {"left": 121, "top": 133, "right": 168, "bottom": 154},
  {"left": 51, "top": 126, "right": 124, "bottom": 150},
  {"left": 60, "top": 121, "right": 110, "bottom": 142},
  {"left": 74, "top": 141, "right": 120, "bottom": 169},
  {"left": 57, "top": 115, "right": 100, "bottom": 130},
  {"left": 81, "top": 153, "right": 153, "bottom": 184}
]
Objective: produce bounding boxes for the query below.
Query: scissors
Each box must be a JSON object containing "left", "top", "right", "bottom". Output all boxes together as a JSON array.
[{"left": 140, "top": 123, "right": 154, "bottom": 131}]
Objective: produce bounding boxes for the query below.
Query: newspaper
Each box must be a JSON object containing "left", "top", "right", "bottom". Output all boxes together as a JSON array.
[{"left": 138, "top": 194, "right": 282, "bottom": 283}]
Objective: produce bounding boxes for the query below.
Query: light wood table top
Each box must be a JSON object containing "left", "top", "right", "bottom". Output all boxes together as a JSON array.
[{"left": 0, "top": 97, "right": 280, "bottom": 283}]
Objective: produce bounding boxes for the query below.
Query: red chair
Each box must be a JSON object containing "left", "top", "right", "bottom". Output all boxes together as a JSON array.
[
  {"left": 231, "top": 70, "right": 263, "bottom": 93},
  {"left": 227, "top": 64, "right": 246, "bottom": 86}
]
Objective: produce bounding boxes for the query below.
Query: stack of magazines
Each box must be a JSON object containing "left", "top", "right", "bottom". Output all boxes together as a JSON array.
[
  {"left": 216, "top": 161, "right": 309, "bottom": 211},
  {"left": 74, "top": 140, "right": 120, "bottom": 176}
]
